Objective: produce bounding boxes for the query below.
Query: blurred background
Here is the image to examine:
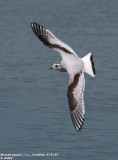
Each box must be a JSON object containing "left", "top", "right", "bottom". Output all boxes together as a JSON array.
[{"left": 0, "top": 0, "right": 118, "bottom": 159}]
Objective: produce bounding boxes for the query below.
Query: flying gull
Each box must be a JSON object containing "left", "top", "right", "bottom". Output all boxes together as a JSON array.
[{"left": 31, "top": 22, "right": 96, "bottom": 132}]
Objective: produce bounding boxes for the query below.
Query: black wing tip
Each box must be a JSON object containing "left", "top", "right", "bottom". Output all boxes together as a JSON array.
[
  {"left": 76, "top": 124, "right": 84, "bottom": 132},
  {"left": 31, "top": 22, "right": 40, "bottom": 29},
  {"left": 31, "top": 22, "right": 35, "bottom": 25},
  {"left": 31, "top": 22, "right": 37, "bottom": 33},
  {"left": 31, "top": 22, "right": 38, "bottom": 25},
  {"left": 30, "top": 22, "right": 46, "bottom": 36},
  {"left": 71, "top": 112, "right": 85, "bottom": 132},
  {"left": 76, "top": 119, "right": 85, "bottom": 132},
  {"left": 31, "top": 22, "right": 44, "bottom": 30},
  {"left": 31, "top": 22, "right": 36, "bottom": 27}
]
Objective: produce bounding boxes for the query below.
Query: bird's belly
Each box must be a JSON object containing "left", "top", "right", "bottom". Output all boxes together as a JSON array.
[{"left": 62, "top": 56, "right": 84, "bottom": 74}]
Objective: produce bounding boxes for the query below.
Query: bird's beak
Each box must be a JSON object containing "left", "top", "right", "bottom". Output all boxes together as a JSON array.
[{"left": 49, "top": 67, "right": 53, "bottom": 70}]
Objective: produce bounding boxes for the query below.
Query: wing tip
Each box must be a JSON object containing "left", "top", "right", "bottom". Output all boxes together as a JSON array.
[
  {"left": 31, "top": 22, "right": 36, "bottom": 28},
  {"left": 76, "top": 118, "right": 85, "bottom": 132},
  {"left": 31, "top": 22, "right": 45, "bottom": 31},
  {"left": 71, "top": 111, "right": 85, "bottom": 132},
  {"left": 31, "top": 22, "right": 40, "bottom": 30}
]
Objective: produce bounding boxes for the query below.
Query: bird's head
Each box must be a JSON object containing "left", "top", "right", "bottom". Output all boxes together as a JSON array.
[
  {"left": 49, "top": 62, "right": 62, "bottom": 71},
  {"left": 49, "top": 62, "right": 67, "bottom": 72}
]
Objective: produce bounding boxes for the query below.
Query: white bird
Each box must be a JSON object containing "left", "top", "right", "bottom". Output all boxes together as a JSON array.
[{"left": 31, "top": 22, "right": 96, "bottom": 132}]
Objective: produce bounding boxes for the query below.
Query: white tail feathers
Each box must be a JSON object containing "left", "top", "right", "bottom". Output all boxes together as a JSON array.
[{"left": 82, "top": 53, "right": 96, "bottom": 77}]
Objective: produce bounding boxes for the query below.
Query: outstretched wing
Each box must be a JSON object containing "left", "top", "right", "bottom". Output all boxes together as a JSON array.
[
  {"left": 31, "top": 22, "right": 77, "bottom": 58},
  {"left": 67, "top": 72, "right": 85, "bottom": 131}
]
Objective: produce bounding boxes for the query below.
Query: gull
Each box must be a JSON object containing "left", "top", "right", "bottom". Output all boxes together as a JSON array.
[{"left": 31, "top": 22, "right": 96, "bottom": 132}]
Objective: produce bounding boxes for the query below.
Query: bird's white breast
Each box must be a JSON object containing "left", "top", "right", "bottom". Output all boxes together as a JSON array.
[{"left": 62, "top": 55, "right": 84, "bottom": 75}]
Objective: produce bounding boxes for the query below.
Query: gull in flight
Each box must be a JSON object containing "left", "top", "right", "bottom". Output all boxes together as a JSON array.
[{"left": 31, "top": 22, "right": 96, "bottom": 132}]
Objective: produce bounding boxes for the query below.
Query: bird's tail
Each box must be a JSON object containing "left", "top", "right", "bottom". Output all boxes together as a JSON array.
[{"left": 82, "top": 53, "right": 96, "bottom": 77}]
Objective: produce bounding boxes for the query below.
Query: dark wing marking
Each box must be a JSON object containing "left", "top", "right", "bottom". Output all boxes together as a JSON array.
[
  {"left": 31, "top": 22, "right": 77, "bottom": 58},
  {"left": 67, "top": 72, "right": 85, "bottom": 131},
  {"left": 90, "top": 54, "right": 96, "bottom": 75}
]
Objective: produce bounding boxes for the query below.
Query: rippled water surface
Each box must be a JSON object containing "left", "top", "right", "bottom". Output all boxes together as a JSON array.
[{"left": 0, "top": 0, "right": 118, "bottom": 159}]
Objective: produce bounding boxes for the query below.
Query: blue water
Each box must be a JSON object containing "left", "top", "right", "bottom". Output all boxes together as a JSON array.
[{"left": 0, "top": 0, "right": 118, "bottom": 159}]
